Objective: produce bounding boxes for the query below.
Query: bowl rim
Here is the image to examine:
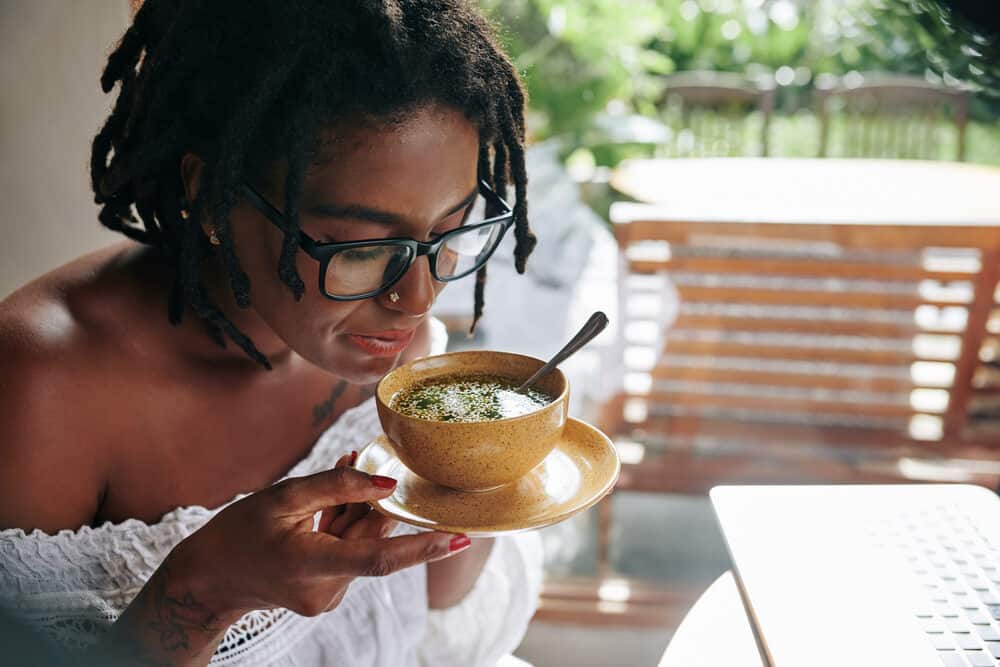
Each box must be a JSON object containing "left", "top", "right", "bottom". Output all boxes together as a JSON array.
[{"left": 375, "top": 349, "right": 568, "bottom": 425}]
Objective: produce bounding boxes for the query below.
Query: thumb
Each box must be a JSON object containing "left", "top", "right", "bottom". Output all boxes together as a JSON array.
[{"left": 268, "top": 467, "right": 398, "bottom": 516}]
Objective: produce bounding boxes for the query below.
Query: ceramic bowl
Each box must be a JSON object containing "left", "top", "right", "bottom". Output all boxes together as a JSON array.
[{"left": 375, "top": 350, "right": 568, "bottom": 491}]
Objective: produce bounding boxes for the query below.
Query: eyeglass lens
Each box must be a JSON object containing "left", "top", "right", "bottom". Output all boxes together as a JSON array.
[{"left": 322, "top": 220, "right": 506, "bottom": 298}]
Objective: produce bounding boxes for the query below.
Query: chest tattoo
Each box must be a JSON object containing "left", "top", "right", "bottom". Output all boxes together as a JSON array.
[{"left": 312, "top": 380, "right": 349, "bottom": 428}]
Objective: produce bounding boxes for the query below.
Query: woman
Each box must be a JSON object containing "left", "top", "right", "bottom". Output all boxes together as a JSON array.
[{"left": 0, "top": 1, "right": 542, "bottom": 665}]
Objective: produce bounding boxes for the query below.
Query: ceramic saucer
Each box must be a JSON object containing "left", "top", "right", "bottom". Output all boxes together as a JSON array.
[{"left": 355, "top": 417, "right": 620, "bottom": 536}]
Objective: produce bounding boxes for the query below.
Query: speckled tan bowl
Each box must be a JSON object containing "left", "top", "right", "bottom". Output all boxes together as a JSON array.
[{"left": 375, "top": 351, "right": 569, "bottom": 491}]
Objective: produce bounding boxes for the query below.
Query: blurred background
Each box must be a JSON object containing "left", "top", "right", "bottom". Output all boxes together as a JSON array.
[
  {"left": 4, "top": 1, "right": 1000, "bottom": 666},
  {"left": 436, "top": 2, "right": 1000, "bottom": 665},
  {"left": 484, "top": 0, "right": 1000, "bottom": 159}
]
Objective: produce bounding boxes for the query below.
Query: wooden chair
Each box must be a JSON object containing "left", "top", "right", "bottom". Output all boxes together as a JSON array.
[
  {"left": 657, "top": 71, "right": 775, "bottom": 158},
  {"left": 537, "top": 170, "right": 1000, "bottom": 629},
  {"left": 600, "top": 205, "right": 1000, "bottom": 497},
  {"left": 816, "top": 72, "right": 969, "bottom": 161}
]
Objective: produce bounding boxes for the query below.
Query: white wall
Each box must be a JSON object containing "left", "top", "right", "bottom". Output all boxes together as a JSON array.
[{"left": 0, "top": 1, "right": 130, "bottom": 298}]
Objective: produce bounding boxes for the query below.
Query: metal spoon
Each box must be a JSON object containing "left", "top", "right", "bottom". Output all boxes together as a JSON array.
[{"left": 517, "top": 311, "right": 609, "bottom": 392}]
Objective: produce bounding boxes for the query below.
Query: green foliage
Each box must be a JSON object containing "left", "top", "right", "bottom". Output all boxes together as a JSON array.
[
  {"left": 482, "top": 0, "right": 670, "bottom": 137},
  {"left": 483, "top": 0, "right": 999, "bottom": 146},
  {"left": 896, "top": 0, "right": 1000, "bottom": 97}
]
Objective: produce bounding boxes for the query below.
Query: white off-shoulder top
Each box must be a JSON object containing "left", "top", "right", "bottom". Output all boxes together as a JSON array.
[{"left": 0, "top": 396, "right": 543, "bottom": 666}]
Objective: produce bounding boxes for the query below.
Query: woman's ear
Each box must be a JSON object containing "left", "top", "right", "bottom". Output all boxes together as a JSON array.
[
  {"left": 180, "top": 152, "right": 205, "bottom": 208},
  {"left": 180, "top": 153, "right": 217, "bottom": 241}
]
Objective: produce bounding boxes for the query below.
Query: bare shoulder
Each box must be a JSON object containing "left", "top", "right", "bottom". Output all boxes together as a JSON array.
[{"left": 0, "top": 245, "right": 137, "bottom": 533}]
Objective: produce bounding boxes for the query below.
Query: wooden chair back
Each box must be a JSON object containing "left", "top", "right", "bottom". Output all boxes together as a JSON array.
[
  {"left": 602, "top": 205, "right": 1000, "bottom": 493},
  {"left": 544, "top": 164, "right": 1000, "bottom": 629},
  {"left": 657, "top": 71, "right": 775, "bottom": 157},
  {"left": 816, "top": 73, "right": 969, "bottom": 161}
]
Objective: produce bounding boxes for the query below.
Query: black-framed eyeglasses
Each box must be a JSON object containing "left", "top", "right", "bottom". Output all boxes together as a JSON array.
[{"left": 240, "top": 180, "right": 514, "bottom": 301}]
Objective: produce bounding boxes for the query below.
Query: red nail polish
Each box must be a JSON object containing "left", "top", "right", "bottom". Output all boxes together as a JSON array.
[
  {"left": 371, "top": 475, "right": 397, "bottom": 489},
  {"left": 350, "top": 450, "right": 358, "bottom": 466},
  {"left": 449, "top": 534, "right": 471, "bottom": 552}
]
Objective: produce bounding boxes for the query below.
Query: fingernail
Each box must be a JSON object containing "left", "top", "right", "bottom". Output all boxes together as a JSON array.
[
  {"left": 449, "top": 534, "right": 471, "bottom": 552},
  {"left": 370, "top": 475, "right": 397, "bottom": 489},
  {"left": 350, "top": 450, "right": 358, "bottom": 466}
]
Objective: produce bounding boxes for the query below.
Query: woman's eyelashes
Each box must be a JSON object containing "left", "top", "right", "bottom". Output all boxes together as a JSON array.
[{"left": 340, "top": 246, "right": 389, "bottom": 262}]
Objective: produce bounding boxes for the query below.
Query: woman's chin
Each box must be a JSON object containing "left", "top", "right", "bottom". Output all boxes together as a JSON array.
[
  {"left": 360, "top": 353, "right": 402, "bottom": 379},
  {"left": 316, "top": 349, "right": 400, "bottom": 385}
]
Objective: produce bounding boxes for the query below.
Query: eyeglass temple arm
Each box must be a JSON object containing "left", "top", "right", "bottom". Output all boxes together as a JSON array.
[
  {"left": 479, "top": 179, "right": 513, "bottom": 216},
  {"left": 239, "top": 182, "right": 319, "bottom": 253}
]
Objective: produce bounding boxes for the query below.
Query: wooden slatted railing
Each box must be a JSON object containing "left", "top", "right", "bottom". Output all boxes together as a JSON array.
[{"left": 606, "top": 206, "right": 1000, "bottom": 471}]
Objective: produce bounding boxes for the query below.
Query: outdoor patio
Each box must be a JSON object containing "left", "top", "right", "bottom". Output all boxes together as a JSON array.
[
  {"left": 434, "top": 1, "right": 1000, "bottom": 664},
  {"left": 2, "top": 1, "right": 998, "bottom": 665}
]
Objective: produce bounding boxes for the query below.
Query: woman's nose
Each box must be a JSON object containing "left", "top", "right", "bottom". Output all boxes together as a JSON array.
[{"left": 382, "top": 255, "right": 435, "bottom": 317}]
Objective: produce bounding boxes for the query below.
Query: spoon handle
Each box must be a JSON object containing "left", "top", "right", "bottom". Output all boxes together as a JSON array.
[{"left": 517, "top": 311, "right": 609, "bottom": 392}]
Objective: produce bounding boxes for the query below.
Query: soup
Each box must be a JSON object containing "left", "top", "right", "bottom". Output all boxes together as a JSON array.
[{"left": 392, "top": 373, "right": 553, "bottom": 422}]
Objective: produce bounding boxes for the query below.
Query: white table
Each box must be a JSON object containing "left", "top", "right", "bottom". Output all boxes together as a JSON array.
[
  {"left": 611, "top": 158, "right": 1000, "bottom": 226},
  {"left": 658, "top": 571, "right": 764, "bottom": 667}
]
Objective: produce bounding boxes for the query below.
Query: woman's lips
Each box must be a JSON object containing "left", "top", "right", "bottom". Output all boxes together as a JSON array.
[{"left": 345, "top": 329, "right": 416, "bottom": 357}]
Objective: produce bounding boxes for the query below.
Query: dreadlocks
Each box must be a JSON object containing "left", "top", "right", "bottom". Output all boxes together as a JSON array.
[{"left": 91, "top": 0, "right": 536, "bottom": 369}]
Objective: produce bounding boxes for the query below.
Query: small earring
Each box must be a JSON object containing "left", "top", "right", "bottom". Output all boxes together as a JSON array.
[
  {"left": 388, "top": 291, "right": 400, "bottom": 303},
  {"left": 207, "top": 227, "right": 221, "bottom": 246},
  {"left": 180, "top": 208, "right": 190, "bottom": 220}
]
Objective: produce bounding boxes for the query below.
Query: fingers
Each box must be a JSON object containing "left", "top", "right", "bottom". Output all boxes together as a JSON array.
[
  {"left": 327, "top": 503, "right": 371, "bottom": 536},
  {"left": 341, "top": 511, "right": 398, "bottom": 540},
  {"left": 270, "top": 466, "right": 397, "bottom": 516},
  {"left": 315, "top": 505, "right": 344, "bottom": 533},
  {"left": 311, "top": 531, "right": 471, "bottom": 578},
  {"left": 316, "top": 451, "right": 362, "bottom": 532},
  {"left": 333, "top": 451, "right": 356, "bottom": 470}
]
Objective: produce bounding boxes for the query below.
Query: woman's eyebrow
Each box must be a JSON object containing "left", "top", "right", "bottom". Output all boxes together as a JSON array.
[{"left": 305, "top": 186, "right": 478, "bottom": 226}]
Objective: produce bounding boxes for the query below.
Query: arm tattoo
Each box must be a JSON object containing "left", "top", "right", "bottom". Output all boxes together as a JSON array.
[
  {"left": 312, "top": 380, "right": 348, "bottom": 428},
  {"left": 146, "top": 566, "right": 224, "bottom": 653},
  {"left": 108, "top": 566, "right": 225, "bottom": 666}
]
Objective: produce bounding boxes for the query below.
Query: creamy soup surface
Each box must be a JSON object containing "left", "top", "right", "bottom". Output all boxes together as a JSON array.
[{"left": 392, "top": 374, "right": 553, "bottom": 422}]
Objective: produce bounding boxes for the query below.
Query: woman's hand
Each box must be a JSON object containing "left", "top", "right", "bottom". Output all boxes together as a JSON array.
[
  {"left": 107, "top": 457, "right": 468, "bottom": 666},
  {"left": 169, "top": 457, "right": 468, "bottom": 620},
  {"left": 315, "top": 450, "right": 386, "bottom": 539}
]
